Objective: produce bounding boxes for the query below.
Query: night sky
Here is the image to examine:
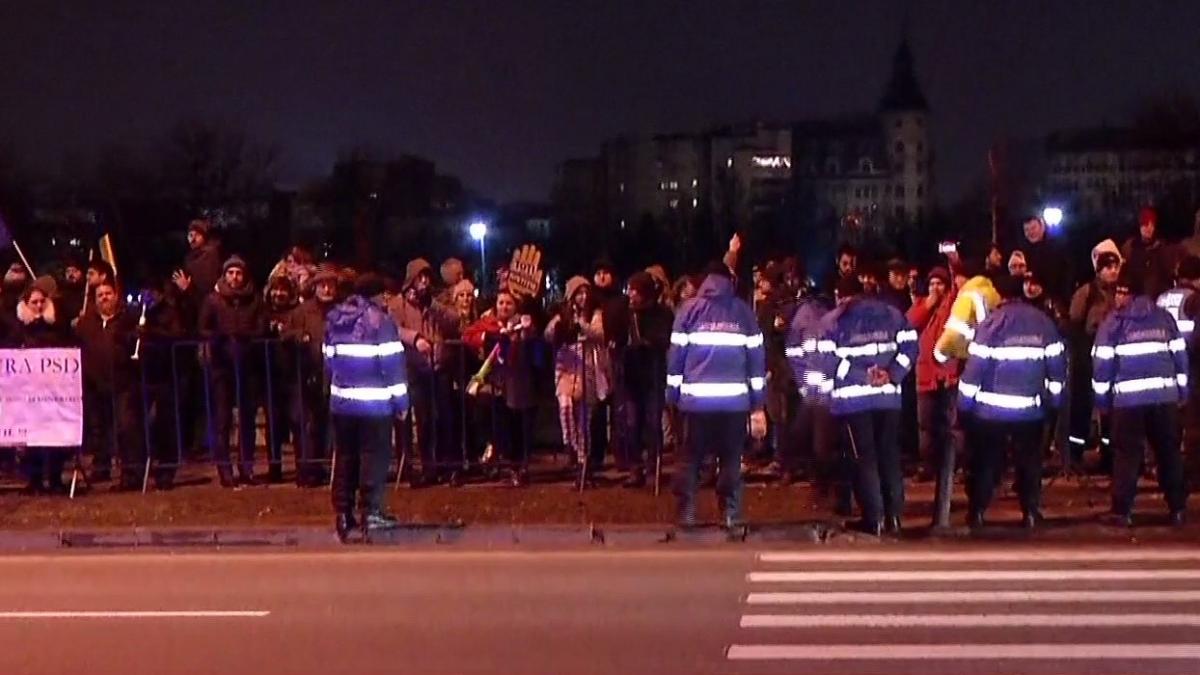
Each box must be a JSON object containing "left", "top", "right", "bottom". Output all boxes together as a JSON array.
[{"left": 1, "top": 1, "right": 1198, "bottom": 204}]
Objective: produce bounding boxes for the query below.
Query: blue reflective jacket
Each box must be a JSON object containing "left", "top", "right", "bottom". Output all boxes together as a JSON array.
[
  {"left": 1156, "top": 286, "right": 1196, "bottom": 340},
  {"left": 784, "top": 295, "right": 834, "bottom": 402},
  {"left": 666, "top": 274, "right": 766, "bottom": 413},
  {"left": 958, "top": 299, "right": 1066, "bottom": 422},
  {"left": 811, "top": 295, "right": 917, "bottom": 416},
  {"left": 323, "top": 295, "right": 410, "bottom": 417},
  {"left": 1092, "top": 295, "right": 1188, "bottom": 410}
]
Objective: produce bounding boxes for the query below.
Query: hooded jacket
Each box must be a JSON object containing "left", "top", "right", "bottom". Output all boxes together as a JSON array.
[
  {"left": 907, "top": 288, "right": 960, "bottom": 393},
  {"left": 285, "top": 297, "right": 336, "bottom": 373},
  {"left": 784, "top": 295, "right": 834, "bottom": 401},
  {"left": 323, "top": 295, "right": 409, "bottom": 417},
  {"left": 933, "top": 275, "right": 1000, "bottom": 364},
  {"left": 387, "top": 293, "right": 460, "bottom": 373},
  {"left": 957, "top": 299, "right": 1066, "bottom": 422},
  {"left": 1092, "top": 295, "right": 1188, "bottom": 410},
  {"left": 665, "top": 274, "right": 766, "bottom": 413},
  {"left": 14, "top": 297, "right": 69, "bottom": 348},
  {"left": 810, "top": 295, "right": 917, "bottom": 415}
]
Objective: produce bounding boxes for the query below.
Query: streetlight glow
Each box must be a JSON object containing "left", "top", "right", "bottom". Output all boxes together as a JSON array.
[
  {"left": 1042, "top": 206, "right": 1064, "bottom": 228},
  {"left": 469, "top": 221, "right": 488, "bottom": 242}
]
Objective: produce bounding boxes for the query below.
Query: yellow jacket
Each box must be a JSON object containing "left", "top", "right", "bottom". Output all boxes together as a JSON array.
[{"left": 934, "top": 275, "right": 1000, "bottom": 363}]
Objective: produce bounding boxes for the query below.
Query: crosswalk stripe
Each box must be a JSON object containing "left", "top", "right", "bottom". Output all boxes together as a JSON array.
[
  {"left": 740, "top": 613, "right": 1200, "bottom": 628},
  {"left": 748, "top": 569, "right": 1200, "bottom": 583},
  {"left": 758, "top": 550, "right": 1200, "bottom": 563},
  {"left": 746, "top": 590, "right": 1200, "bottom": 604},
  {"left": 726, "top": 644, "right": 1200, "bottom": 661}
]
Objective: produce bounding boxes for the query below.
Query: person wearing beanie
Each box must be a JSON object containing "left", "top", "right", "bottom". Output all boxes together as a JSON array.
[
  {"left": 958, "top": 268, "right": 1066, "bottom": 530},
  {"left": 388, "top": 257, "right": 460, "bottom": 488},
  {"left": 546, "top": 276, "right": 611, "bottom": 483},
  {"left": 1092, "top": 265, "right": 1189, "bottom": 527},
  {"left": 1023, "top": 268, "right": 1067, "bottom": 328},
  {"left": 668, "top": 260, "right": 767, "bottom": 529},
  {"left": 198, "top": 251, "right": 266, "bottom": 487},
  {"left": 811, "top": 265, "right": 917, "bottom": 536},
  {"left": 1064, "top": 248, "right": 1122, "bottom": 465},
  {"left": 614, "top": 270, "right": 674, "bottom": 488},
  {"left": 906, "top": 264, "right": 961, "bottom": 521},
  {"left": 323, "top": 267, "right": 409, "bottom": 541},
  {"left": 178, "top": 218, "right": 222, "bottom": 330},
  {"left": 1122, "top": 205, "right": 1178, "bottom": 299}
]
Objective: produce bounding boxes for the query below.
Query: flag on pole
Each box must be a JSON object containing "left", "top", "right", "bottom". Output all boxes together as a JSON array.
[{"left": 98, "top": 233, "right": 118, "bottom": 277}]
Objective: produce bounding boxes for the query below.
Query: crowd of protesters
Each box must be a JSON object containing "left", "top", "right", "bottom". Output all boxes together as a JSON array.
[{"left": 2, "top": 206, "right": 1200, "bottom": 535}]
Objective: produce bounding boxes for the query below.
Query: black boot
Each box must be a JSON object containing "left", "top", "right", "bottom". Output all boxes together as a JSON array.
[
  {"left": 1022, "top": 509, "right": 1043, "bottom": 530},
  {"left": 849, "top": 518, "right": 883, "bottom": 536},
  {"left": 267, "top": 463, "right": 284, "bottom": 484},
  {"left": 1170, "top": 510, "right": 1187, "bottom": 527},
  {"left": 335, "top": 513, "right": 357, "bottom": 543},
  {"left": 885, "top": 515, "right": 902, "bottom": 535},
  {"left": 968, "top": 509, "right": 985, "bottom": 530}
]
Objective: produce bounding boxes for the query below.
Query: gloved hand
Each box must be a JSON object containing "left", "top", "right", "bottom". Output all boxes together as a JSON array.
[{"left": 749, "top": 410, "right": 768, "bottom": 440}]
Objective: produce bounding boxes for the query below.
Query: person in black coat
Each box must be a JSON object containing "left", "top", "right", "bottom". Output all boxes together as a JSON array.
[
  {"left": 75, "top": 280, "right": 143, "bottom": 489},
  {"left": 198, "top": 255, "right": 266, "bottom": 487},
  {"left": 614, "top": 271, "right": 674, "bottom": 487}
]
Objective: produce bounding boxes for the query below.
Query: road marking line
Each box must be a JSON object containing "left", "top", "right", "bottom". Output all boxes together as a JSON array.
[
  {"left": 0, "top": 611, "right": 270, "bottom": 619},
  {"left": 748, "top": 570, "right": 1200, "bottom": 582},
  {"left": 726, "top": 644, "right": 1200, "bottom": 660},
  {"left": 746, "top": 590, "right": 1200, "bottom": 604},
  {"left": 740, "top": 613, "right": 1200, "bottom": 628},
  {"left": 758, "top": 550, "right": 1200, "bottom": 563}
]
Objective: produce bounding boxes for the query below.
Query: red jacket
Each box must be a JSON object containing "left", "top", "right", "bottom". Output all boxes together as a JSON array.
[{"left": 906, "top": 290, "right": 960, "bottom": 393}]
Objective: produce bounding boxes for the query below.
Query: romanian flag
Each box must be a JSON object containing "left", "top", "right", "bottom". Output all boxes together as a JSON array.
[{"left": 98, "top": 234, "right": 118, "bottom": 277}]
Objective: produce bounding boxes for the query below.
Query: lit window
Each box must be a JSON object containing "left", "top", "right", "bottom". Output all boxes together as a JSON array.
[
  {"left": 726, "top": 157, "right": 733, "bottom": 168},
  {"left": 691, "top": 198, "right": 698, "bottom": 208},
  {"left": 669, "top": 198, "right": 679, "bottom": 209},
  {"left": 620, "top": 219, "right": 627, "bottom": 229},
  {"left": 618, "top": 182, "right": 625, "bottom": 193},
  {"left": 668, "top": 180, "right": 679, "bottom": 190},
  {"left": 691, "top": 178, "right": 698, "bottom": 188}
]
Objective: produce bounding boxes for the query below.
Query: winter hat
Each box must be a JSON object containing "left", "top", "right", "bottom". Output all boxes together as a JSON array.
[
  {"left": 267, "top": 274, "right": 296, "bottom": 294},
  {"left": 1139, "top": 206, "right": 1158, "bottom": 229},
  {"left": 33, "top": 275, "right": 58, "bottom": 298},
  {"left": 440, "top": 258, "right": 465, "bottom": 286},
  {"left": 564, "top": 275, "right": 591, "bottom": 302},
  {"left": 404, "top": 258, "right": 432, "bottom": 289},
  {"left": 223, "top": 255, "right": 247, "bottom": 273},
  {"left": 627, "top": 271, "right": 657, "bottom": 299},
  {"left": 926, "top": 266, "right": 951, "bottom": 286},
  {"left": 187, "top": 219, "right": 211, "bottom": 238},
  {"left": 1178, "top": 255, "right": 1200, "bottom": 282},
  {"left": 1091, "top": 239, "right": 1122, "bottom": 271}
]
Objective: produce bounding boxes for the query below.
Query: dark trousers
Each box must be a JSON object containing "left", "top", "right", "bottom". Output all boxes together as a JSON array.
[
  {"left": 1067, "top": 352, "right": 1095, "bottom": 461},
  {"left": 616, "top": 386, "right": 663, "bottom": 472},
  {"left": 967, "top": 417, "right": 1044, "bottom": 515},
  {"left": 918, "top": 384, "right": 960, "bottom": 524},
  {"left": 296, "top": 381, "right": 330, "bottom": 483},
  {"left": 900, "top": 371, "right": 919, "bottom": 467},
  {"left": 782, "top": 397, "right": 835, "bottom": 474},
  {"left": 495, "top": 404, "right": 534, "bottom": 468},
  {"left": 840, "top": 409, "right": 903, "bottom": 524},
  {"left": 1110, "top": 404, "right": 1187, "bottom": 515},
  {"left": 83, "top": 386, "right": 143, "bottom": 485},
  {"left": 211, "top": 365, "right": 258, "bottom": 478},
  {"left": 144, "top": 382, "right": 179, "bottom": 486},
  {"left": 1183, "top": 382, "right": 1200, "bottom": 478},
  {"left": 674, "top": 411, "right": 746, "bottom": 524},
  {"left": 21, "top": 448, "right": 68, "bottom": 489},
  {"left": 264, "top": 366, "right": 298, "bottom": 479},
  {"left": 409, "top": 372, "right": 457, "bottom": 476},
  {"left": 331, "top": 414, "right": 393, "bottom": 515}
]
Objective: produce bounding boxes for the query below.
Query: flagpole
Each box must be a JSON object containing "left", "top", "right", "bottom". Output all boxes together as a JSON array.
[{"left": 11, "top": 240, "right": 35, "bottom": 278}]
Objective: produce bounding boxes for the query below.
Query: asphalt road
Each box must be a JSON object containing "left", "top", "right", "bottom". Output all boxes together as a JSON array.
[{"left": 3, "top": 545, "right": 1200, "bottom": 674}]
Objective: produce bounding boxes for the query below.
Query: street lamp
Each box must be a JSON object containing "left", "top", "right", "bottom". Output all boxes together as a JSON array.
[
  {"left": 469, "top": 221, "right": 488, "bottom": 291},
  {"left": 1042, "top": 206, "right": 1064, "bottom": 228}
]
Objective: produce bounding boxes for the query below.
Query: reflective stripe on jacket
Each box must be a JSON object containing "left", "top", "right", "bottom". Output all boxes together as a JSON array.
[
  {"left": 811, "top": 295, "right": 917, "bottom": 416},
  {"left": 933, "top": 276, "right": 999, "bottom": 364},
  {"left": 324, "top": 295, "right": 410, "bottom": 417},
  {"left": 957, "top": 299, "right": 1066, "bottom": 422},
  {"left": 1092, "top": 296, "right": 1188, "bottom": 410}
]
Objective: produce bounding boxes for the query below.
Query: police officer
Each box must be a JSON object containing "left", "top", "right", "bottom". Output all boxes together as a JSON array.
[
  {"left": 812, "top": 276, "right": 917, "bottom": 536},
  {"left": 667, "top": 262, "right": 767, "bottom": 530},
  {"left": 1092, "top": 269, "right": 1188, "bottom": 527},
  {"left": 958, "top": 275, "right": 1066, "bottom": 529},
  {"left": 783, "top": 284, "right": 838, "bottom": 500},
  {"left": 324, "top": 272, "right": 409, "bottom": 541}
]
